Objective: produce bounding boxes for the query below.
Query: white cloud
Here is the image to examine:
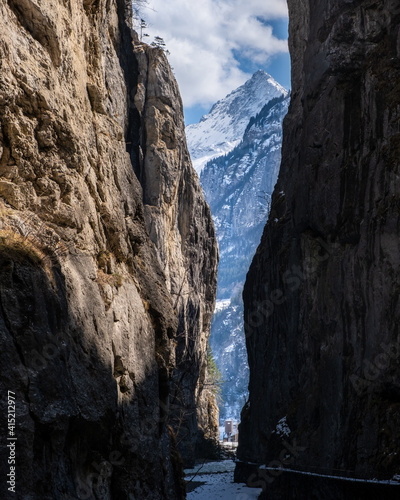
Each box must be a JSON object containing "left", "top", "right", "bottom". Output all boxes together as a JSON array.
[{"left": 135, "top": 0, "right": 288, "bottom": 108}]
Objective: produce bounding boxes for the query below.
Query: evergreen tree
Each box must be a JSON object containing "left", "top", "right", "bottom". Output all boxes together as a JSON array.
[{"left": 206, "top": 343, "right": 223, "bottom": 403}]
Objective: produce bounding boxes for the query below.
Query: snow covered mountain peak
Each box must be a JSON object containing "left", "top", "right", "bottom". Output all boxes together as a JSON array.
[{"left": 186, "top": 71, "right": 288, "bottom": 174}]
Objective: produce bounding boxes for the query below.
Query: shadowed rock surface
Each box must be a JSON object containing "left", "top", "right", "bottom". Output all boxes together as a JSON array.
[
  {"left": 0, "top": 0, "right": 217, "bottom": 498},
  {"left": 237, "top": 0, "right": 400, "bottom": 495}
]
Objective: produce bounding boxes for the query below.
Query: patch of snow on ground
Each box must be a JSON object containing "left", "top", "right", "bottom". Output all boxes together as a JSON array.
[
  {"left": 185, "top": 460, "right": 235, "bottom": 475},
  {"left": 186, "top": 461, "right": 262, "bottom": 500}
]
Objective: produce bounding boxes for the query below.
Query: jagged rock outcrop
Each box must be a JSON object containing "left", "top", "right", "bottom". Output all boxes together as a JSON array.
[
  {"left": 0, "top": 1, "right": 217, "bottom": 498},
  {"left": 237, "top": 0, "right": 400, "bottom": 497},
  {"left": 133, "top": 42, "right": 219, "bottom": 465}
]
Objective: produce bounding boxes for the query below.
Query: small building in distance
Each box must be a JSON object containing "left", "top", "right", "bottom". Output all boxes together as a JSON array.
[{"left": 223, "top": 420, "right": 239, "bottom": 442}]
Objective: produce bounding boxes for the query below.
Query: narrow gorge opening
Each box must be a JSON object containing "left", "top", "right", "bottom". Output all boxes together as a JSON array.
[
  {"left": 140, "top": 1, "right": 400, "bottom": 498},
  {"left": 138, "top": 0, "right": 292, "bottom": 494},
  {"left": 152, "top": 11, "right": 289, "bottom": 428}
]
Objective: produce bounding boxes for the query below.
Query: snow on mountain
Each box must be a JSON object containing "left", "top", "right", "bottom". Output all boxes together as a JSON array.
[
  {"left": 203, "top": 94, "right": 289, "bottom": 300},
  {"left": 186, "top": 70, "right": 288, "bottom": 174},
  {"left": 195, "top": 81, "right": 289, "bottom": 422}
]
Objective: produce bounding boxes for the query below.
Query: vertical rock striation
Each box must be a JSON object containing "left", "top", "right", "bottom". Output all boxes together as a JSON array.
[
  {"left": 0, "top": 0, "right": 217, "bottom": 498},
  {"left": 237, "top": 0, "right": 400, "bottom": 495}
]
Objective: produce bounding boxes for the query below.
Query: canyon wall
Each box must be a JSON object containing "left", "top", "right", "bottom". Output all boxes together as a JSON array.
[
  {"left": 0, "top": 0, "right": 218, "bottom": 498},
  {"left": 237, "top": 0, "right": 400, "bottom": 496},
  {"left": 134, "top": 39, "right": 219, "bottom": 464}
]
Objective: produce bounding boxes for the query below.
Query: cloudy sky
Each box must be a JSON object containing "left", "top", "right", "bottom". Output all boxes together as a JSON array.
[{"left": 134, "top": 0, "right": 290, "bottom": 124}]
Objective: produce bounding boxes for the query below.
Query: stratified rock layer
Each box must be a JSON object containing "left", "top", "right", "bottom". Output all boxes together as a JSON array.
[
  {"left": 237, "top": 0, "right": 400, "bottom": 492},
  {"left": 0, "top": 0, "right": 217, "bottom": 498}
]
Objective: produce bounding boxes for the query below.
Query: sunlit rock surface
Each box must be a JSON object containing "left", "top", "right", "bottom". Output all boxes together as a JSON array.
[{"left": 0, "top": 0, "right": 217, "bottom": 498}]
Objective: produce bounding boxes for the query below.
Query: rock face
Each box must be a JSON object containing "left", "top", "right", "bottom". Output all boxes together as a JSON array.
[
  {"left": 237, "top": 0, "right": 400, "bottom": 494},
  {"left": 134, "top": 41, "right": 219, "bottom": 465},
  {"left": 0, "top": 1, "right": 217, "bottom": 498},
  {"left": 202, "top": 94, "right": 289, "bottom": 300}
]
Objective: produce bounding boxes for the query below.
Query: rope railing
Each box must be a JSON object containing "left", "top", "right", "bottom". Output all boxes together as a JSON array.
[{"left": 235, "top": 459, "right": 400, "bottom": 485}]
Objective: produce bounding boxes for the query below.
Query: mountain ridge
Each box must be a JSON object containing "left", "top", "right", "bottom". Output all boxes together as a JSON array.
[{"left": 186, "top": 70, "right": 288, "bottom": 174}]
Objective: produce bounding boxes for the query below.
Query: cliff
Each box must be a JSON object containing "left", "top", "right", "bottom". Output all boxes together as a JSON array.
[
  {"left": 134, "top": 39, "right": 219, "bottom": 464},
  {"left": 0, "top": 0, "right": 218, "bottom": 498},
  {"left": 237, "top": 0, "right": 400, "bottom": 497}
]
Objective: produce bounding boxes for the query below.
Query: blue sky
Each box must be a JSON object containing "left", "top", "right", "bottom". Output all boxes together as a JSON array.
[{"left": 136, "top": 0, "right": 290, "bottom": 124}]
